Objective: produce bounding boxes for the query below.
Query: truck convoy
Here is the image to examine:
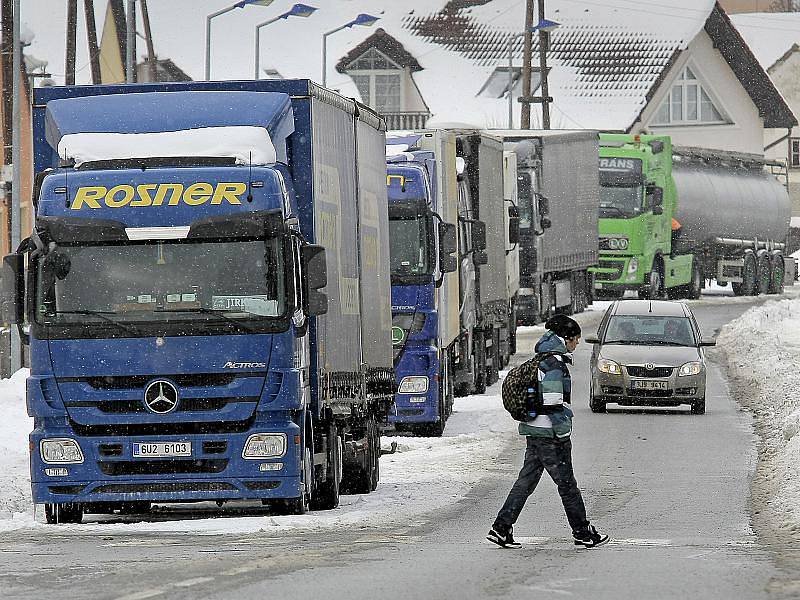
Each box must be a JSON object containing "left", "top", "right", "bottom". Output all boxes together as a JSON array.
[
  {"left": 384, "top": 129, "right": 520, "bottom": 435},
  {"left": 494, "top": 130, "right": 600, "bottom": 324},
  {"left": 3, "top": 80, "right": 394, "bottom": 523},
  {"left": 593, "top": 133, "right": 791, "bottom": 299}
]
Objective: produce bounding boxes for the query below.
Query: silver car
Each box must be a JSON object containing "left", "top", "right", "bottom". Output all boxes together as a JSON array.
[{"left": 586, "top": 300, "right": 715, "bottom": 414}]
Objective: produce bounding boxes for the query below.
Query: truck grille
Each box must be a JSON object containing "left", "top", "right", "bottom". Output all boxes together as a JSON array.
[
  {"left": 627, "top": 366, "right": 673, "bottom": 378},
  {"left": 70, "top": 417, "right": 255, "bottom": 437},
  {"left": 595, "top": 259, "right": 624, "bottom": 282},
  {"left": 76, "top": 373, "right": 239, "bottom": 390},
  {"left": 81, "top": 397, "right": 245, "bottom": 414},
  {"left": 98, "top": 459, "right": 228, "bottom": 476}
]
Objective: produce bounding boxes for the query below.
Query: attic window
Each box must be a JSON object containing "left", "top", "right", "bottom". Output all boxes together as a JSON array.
[
  {"left": 478, "top": 67, "right": 542, "bottom": 99},
  {"left": 345, "top": 48, "right": 403, "bottom": 113},
  {"left": 652, "top": 66, "right": 726, "bottom": 126}
]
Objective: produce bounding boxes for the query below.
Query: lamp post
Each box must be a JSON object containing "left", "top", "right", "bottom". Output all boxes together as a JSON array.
[
  {"left": 205, "top": 0, "right": 275, "bottom": 81},
  {"left": 255, "top": 4, "right": 317, "bottom": 79},
  {"left": 321, "top": 13, "right": 379, "bottom": 88},
  {"left": 519, "top": 14, "right": 560, "bottom": 129}
]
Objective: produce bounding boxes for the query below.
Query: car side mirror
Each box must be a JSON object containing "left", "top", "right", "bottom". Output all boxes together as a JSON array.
[
  {"left": 438, "top": 222, "right": 457, "bottom": 274},
  {"left": 508, "top": 206, "right": 520, "bottom": 245},
  {"left": 2, "top": 254, "right": 25, "bottom": 325},
  {"left": 700, "top": 337, "right": 716, "bottom": 347},
  {"left": 300, "top": 244, "right": 328, "bottom": 317},
  {"left": 585, "top": 335, "right": 599, "bottom": 344}
]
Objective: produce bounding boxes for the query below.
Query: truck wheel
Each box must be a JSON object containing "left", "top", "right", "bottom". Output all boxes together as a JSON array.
[
  {"left": 641, "top": 261, "right": 664, "bottom": 299},
  {"left": 118, "top": 501, "right": 151, "bottom": 516},
  {"left": 508, "top": 308, "right": 517, "bottom": 356},
  {"left": 311, "top": 424, "right": 341, "bottom": 510},
  {"left": 369, "top": 419, "right": 380, "bottom": 491},
  {"left": 756, "top": 254, "right": 771, "bottom": 295},
  {"left": 769, "top": 255, "right": 785, "bottom": 295},
  {"left": 473, "top": 331, "right": 487, "bottom": 394},
  {"left": 687, "top": 262, "right": 703, "bottom": 300},
  {"left": 44, "top": 502, "right": 83, "bottom": 524},
  {"left": 288, "top": 446, "right": 313, "bottom": 514}
]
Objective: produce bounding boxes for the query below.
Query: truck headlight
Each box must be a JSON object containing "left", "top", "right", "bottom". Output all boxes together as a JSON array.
[
  {"left": 242, "top": 433, "right": 287, "bottom": 459},
  {"left": 627, "top": 257, "right": 639, "bottom": 274},
  {"left": 398, "top": 376, "right": 429, "bottom": 394},
  {"left": 598, "top": 358, "right": 621, "bottom": 375},
  {"left": 678, "top": 362, "right": 702, "bottom": 377},
  {"left": 40, "top": 439, "right": 84, "bottom": 464}
]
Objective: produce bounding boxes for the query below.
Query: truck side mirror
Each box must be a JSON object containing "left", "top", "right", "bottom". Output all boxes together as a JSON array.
[
  {"left": 540, "top": 217, "right": 552, "bottom": 231},
  {"left": 438, "top": 222, "right": 457, "bottom": 274},
  {"left": 300, "top": 244, "right": 328, "bottom": 317},
  {"left": 2, "top": 254, "right": 24, "bottom": 325},
  {"left": 647, "top": 185, "right": 663, "bottom": 215},
  {"left": 508, "top": 206, "right": 520, "bottom": 245}
]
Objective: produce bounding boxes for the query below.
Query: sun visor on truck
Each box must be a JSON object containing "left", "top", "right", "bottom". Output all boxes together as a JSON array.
[{"left": 44, "top": 91, "right": 294, "bottom": 167}]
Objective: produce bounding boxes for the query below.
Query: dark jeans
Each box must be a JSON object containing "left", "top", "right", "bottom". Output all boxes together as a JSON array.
[{"left": 494, "top": 436, "right": 589, "bottom": 534}]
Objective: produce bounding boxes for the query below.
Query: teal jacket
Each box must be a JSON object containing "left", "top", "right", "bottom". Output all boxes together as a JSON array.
[{"left": 518, "top": 331, "right": 574, "bottom": 439}]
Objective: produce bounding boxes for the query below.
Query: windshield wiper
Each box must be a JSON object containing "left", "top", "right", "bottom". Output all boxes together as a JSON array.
[
  {"left": 603, "top": 339, "right": 640, "bottom": 345},
  {"left": 649, "top": 340, "right": 692, "bottom": 346},
  {"left": 52, "top": 310, "right": 140, "bottom": 335},
  {"left": 154, "top": 307, "right": 257, "bottom": 333}
]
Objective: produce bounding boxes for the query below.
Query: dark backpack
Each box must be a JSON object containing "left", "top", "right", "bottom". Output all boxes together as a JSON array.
[{"left": 502, "top": 352, "right": 561, "bottom": 422}]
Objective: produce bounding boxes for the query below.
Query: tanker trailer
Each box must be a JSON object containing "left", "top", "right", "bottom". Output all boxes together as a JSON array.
[{"left": 671, "top": 147, "right": 791, "bottom": 296}]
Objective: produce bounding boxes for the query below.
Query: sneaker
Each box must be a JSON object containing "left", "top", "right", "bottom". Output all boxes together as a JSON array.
[
  {"left": 487, "top": 526, "right": 522, "bottom": 548},
  {"left": 573, "top": 525, "right": 610, "bottom": 549}
]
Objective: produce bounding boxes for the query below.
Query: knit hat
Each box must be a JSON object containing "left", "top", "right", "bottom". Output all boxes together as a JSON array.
[{"left": 545, "top": 314, "right": 581, "bottom": 339}]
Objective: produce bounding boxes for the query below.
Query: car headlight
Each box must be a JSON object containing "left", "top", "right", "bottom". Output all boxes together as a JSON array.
[
  {"left": 40, "top": 439, "right": 84, "bottom": 464},
  {"left": 598, "top": 358, "right": 622, "bottom": 375},
  {"left": 398, "top": 376, "right": 429, "bottom": 394},
  {"left": 627, "top": 257, "right": 638, "bottom": 273},
  {"left": 678, "top": 362, "right": 703, "bottom": 377},
  {"left": 242, "top": 433, "right": 287, "bottom": 459}
]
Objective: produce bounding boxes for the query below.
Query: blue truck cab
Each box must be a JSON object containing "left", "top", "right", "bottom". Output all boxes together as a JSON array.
[
  {"left": 4, "top": 81, "right": 393, "bottom": 522},
  {"left": 385, "top": 133, "right": 460, "bottom": 436}
]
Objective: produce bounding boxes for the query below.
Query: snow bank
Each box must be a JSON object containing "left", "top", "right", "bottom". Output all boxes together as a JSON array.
[
  {"left": 0, "top": 369, "right": 33, "bottom": 523},
  {"left": 718, "top": 298, "right": 800, "bottom": 537},
  {"left": 0, "top": 369, "right": 518, "bottom": 535}
]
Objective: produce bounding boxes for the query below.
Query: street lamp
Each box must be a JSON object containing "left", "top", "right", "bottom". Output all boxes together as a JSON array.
[
  {"left": 205, "top": 0, "right": 275, "bottom": 81},
  {"left": 321, "top": 13, "right": 380, "bottom": 88},
  {"left": 512, "top": 18, "right": 560, "bottom": 129},
  {"left": 255, "top": 4, "right": 318, "bottom": 79}
]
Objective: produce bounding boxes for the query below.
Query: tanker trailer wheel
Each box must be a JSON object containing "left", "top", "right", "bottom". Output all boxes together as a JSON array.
[
  {"left": 733, "top": 253, "right": 757, "bottom": 296},
  {"left": 756, "top": 253, "right": 771, "bottom": 295},
  {"left": 768, "top": 254, "right": 785, "bottom": 295}
]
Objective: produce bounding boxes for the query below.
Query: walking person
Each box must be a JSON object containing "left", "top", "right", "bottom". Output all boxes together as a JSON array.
[{"left": 487, "top": 314, "right": 609, "bottom": 549}]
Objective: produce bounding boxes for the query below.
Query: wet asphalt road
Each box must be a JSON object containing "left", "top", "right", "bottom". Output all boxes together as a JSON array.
[{"left": 1, "top": 292, "right": 796, "bottom": 600}]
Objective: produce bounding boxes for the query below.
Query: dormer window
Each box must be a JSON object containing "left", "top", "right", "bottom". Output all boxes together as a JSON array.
[
  {"left": 345, "top": 48, "right": 402, "bottom": 113},
  {"left": 653, "top": 66, "right": 727, "bottom": 126}
]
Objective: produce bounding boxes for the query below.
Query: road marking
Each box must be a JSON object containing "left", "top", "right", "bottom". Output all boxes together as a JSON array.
[
  {"left": 174, "top": 577, "right": 215, "bottom": 588},
  {"left": 115, "top": 590, "right": 165, "bottom": 600},
  {"left": 608, "top": 538, "right": 673, "bottom": 547}
]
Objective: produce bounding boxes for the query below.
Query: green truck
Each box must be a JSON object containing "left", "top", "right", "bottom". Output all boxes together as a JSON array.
[{"left": 592, "top": 133, "right": 791, "bottom": 299}]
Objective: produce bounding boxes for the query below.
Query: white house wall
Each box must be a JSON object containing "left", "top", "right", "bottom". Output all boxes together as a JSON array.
[
  {"left": 636, "top": 32, "right": 764, "bottom": 155},
  {"left": 765, "top": 51, "right": 800, "bottom": 215}
]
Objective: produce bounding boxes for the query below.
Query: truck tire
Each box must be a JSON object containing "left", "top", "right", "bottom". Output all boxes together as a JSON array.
[
  {"left": 311, "top": 424, "right": 341, "bottom": 510},
  {"left": 118, "top": 501, "right": 151, "bottom": 516},
  {"left": 687, "top": 261, "right": 703, "bottom": 300},
  {"left": 733, "top": 254, "right": 757, "bottom": 296},
  {"left": 640, "top": 259, "right": 664, "bottom": 300},
  {"left": 287, "top": 446, "right": 313, "bottom": 514},
  {"left": 344, "top": 417, "right": 380, "bottom": 493},
  {"left": 756, "top": 253, "right": 771, "bottom": 295},
  {"left": 45, "top": 502, "right": 83, "bottom": 524},
  {"left": 473, "top": 330, "right": 487, "bottom": 394},
  {"left": 769, "top": 255, "right": 785, "bottom": 295},
  {"left": 508, "top": 307, "right": 517, "bottom": 356}
]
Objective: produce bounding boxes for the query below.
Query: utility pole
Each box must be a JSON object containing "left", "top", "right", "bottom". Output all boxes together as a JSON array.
[
  {"left": 10, "top": 0, "right": 20, "bottom": 371},
  {"left": 65, "top": 0, "right": 77, "bottom": 85},
  {"left": 520, "top": 0, "right": 534, "bottom": 129},
  {"left": 140, "top": 0, "right": 157, "bottom": 82},
  {"left": 537, "top": 0, "right": 552, "bottom": 130},
  {"left": 84, "top": 0, "right": 101, "bottom": 84},
  {"left": 126, "top": 0, "right": 136, "bottom": 83}
]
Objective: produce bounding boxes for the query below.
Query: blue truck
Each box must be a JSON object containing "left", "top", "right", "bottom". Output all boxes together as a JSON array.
[
  {"left": 385, "top": 131, "right": 461, "bottom": 436},
  {"left": 2, "top": 80, "right": 394, "bottom": 523}
]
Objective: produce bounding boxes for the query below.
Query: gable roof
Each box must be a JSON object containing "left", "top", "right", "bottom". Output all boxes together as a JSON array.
[
  {"left": 336, "top": 29, "right": 423, "bottom": 73},
  {"left": 730, "top": 12, "right": 800, "bottom": 70}
]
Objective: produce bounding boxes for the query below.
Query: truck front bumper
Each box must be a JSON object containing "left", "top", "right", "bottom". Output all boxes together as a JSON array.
[
  {"left": 389, "top": 346, "right": 440, "bottom": 425},
  {"left": 30, "top": 422, "right": 304, "bottom": 505},
  {"left": 590, "top": 256, "right": 642, "bottom": 291}
]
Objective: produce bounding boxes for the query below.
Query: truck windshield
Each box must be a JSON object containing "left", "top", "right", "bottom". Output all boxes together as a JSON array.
[
  {"left": 599, "top": 184, "right": 644, "bottom": 218},
  {"left": 389, "top": 215, "right": 432, "bottom": 278},
  {"left": 35, "top": 237, "right": 286, "bottom": 333}
]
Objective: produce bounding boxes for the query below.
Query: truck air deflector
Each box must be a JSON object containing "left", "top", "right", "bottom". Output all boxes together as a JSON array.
[
  {"left": 187, "top": 209, "right": 285, "bottom": 240},
  {"left": 44, "top": 91, "right": 295, "bottom": 164}
]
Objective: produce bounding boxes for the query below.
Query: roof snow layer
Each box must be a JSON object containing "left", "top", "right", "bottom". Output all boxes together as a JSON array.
[{"left": 730, "top": 12, "right": 800, "bottom": 70}]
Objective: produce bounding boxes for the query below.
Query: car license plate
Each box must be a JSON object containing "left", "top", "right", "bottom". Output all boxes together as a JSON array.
[
  {"left": 631, "top": 380, "right": 669, "bottom": 390},
  {"left": 132, "top": 442, "right": 192, "bottom": 458}
]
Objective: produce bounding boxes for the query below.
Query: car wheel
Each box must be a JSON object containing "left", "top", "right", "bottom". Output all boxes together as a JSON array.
[{"left": 589, "top": 396, "right": 606, "bottom": 413}]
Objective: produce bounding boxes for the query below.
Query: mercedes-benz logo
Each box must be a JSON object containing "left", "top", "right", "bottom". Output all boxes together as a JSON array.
[
  {"left": 644, "top": 363, "right": 656, "bottom": 370},
  {"left": 144, "top": 380, "right": 179, "bottom": 414}
]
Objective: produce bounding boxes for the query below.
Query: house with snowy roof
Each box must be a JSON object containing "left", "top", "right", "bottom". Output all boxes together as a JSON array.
[
  {"left": 254, "top": 0, "right": 795, "bottom": 156},
  {"left": 731, "top": 11, "right": 800, "bottom": 214}
]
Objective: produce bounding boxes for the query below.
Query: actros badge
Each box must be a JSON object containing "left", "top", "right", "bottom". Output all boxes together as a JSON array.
[{"left": 144, "top": 380, "right": 179, "bottom": 414}]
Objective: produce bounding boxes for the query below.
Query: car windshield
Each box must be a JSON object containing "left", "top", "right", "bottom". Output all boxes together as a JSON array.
[
  {"left": 603, "top": 315, "right": 696, "bottom": 346},
  {"left": 389, "top": 215, "right": 432, "bottom": 277},
  {"left": 599, "top": 184, "right": 644, "bottom": 218},
  {"left": 35, "top": 237, "right": 286, "bottom": 330}
]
